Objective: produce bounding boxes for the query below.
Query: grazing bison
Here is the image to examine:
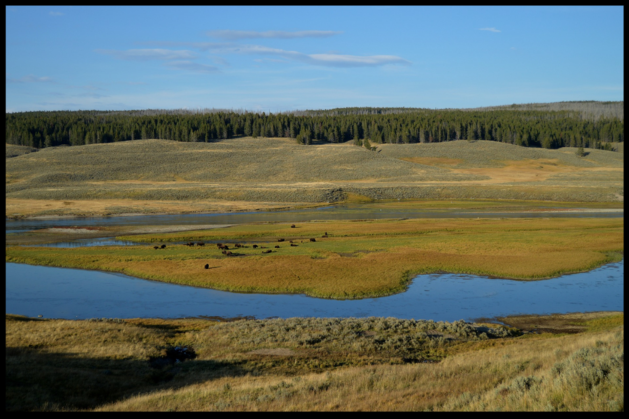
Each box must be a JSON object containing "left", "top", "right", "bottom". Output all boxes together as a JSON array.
[
  {"left": 197, "top": 242, "right": 204, "bottom": 246},
  {"left": 278, "top": 238, "right": 285, "bottom": 242},
  {"left": 154, "top": 246, "right": 159, "bottom": 249},
  {"left": 216, "top": 243, "right": 222, "bottom": 248},
  {"left": 252, "top": 244, "right": 258, "bottom": 248},
  {"left": 204, "top": 264, "right": 209, "bottom": 269},
  {"left": 222, "top": 250, "right": 227, "bottom": 255},
  {"left": 275, "top": 245, "right": 280, "bottom": 248},
  {"left": 291, "top": 243, "right": 298, "bottom": 247},
  {"left": 226, "top": 251, "right": 233, "bottom": 256},
  {"left": 161, "top": 244, "right": 166, "bottom": 249},
  {"left": 310, "top": 238, "right": 316, "bottom": 242},
  {"left": 235, "top": 243, "right": 242, "bottom": 248},
  {"left": 262, "top": 250, "right": 272, "bottom": 253},
  {"left": 291, "top": 224, "right": 296, "bottom": 228}
]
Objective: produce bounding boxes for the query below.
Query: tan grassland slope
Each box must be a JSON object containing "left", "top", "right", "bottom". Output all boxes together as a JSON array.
[{"left": 5, "top": 138, "right": 624, "bottom": 217}]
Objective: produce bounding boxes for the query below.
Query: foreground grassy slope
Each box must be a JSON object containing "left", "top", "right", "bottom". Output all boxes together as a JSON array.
[
  {"left": 7, "top": 218, "right": 623, "bottom": 299},
  {"left": 5, "top": 138, "right": 623, "bottom": 217},
  {"left": 6, "top": 312, "right": 623, "bottom": 411}
]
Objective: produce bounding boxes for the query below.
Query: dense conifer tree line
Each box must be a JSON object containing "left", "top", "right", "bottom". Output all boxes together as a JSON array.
[{"left": 5, "top": 105, "right": 623, "bottom": 151}]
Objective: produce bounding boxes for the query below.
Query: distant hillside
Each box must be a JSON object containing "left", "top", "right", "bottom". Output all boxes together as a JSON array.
[
  {"left": 464, "top": 101, "right": 624, "bottom": 121},
  {"left": 6, "top": 138, "right": 623, "bottom": 209},
  {"left": 291, "top": 101, "right": 623, "bottom": 121}
]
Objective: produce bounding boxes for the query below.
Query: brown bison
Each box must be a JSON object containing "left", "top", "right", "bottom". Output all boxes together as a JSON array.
[
  {"left": 278, "top": 238, "right": 285, "bottom": 242},
  {"left": 216, "top": 243, "right": 222, "bottom": 248},
  {"left": 252, "top": 244, "right": 258, "bottom": 248},
  {"left": 291, "top": 243, "right": 298, "bottom": 247},
  {"left": 310, "top": 238, "right": 316, "bottom": 242},
  {"left": 197, "top": 242, "right": 204, "bottom": 246},
  {"left": 153, "top": 246, "right": 159, "bottom": 249},
  {"left": 275, "top": 245, "right": 280, "bottom": 248},
  {"left": 161, "top": 244, "right": 166, "bottom": 249},
  {"left": 291, "top": 224, "right": 296, "bottom": 228},
  {"left": 262, "top": 250, "right": 272, "bottom": 253}
]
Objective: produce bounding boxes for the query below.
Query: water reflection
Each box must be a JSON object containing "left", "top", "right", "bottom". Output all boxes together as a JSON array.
[{"left": 6, "top": 260, "right": 623, "bottom": 322}]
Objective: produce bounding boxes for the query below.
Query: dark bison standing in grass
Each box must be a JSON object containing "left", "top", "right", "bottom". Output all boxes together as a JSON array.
[
  {"left": 291, "top": 224, "right": 296, "bottom": 228},
  {"left": 204, "top": 264, "right": 209, "bottom": 269},
  {"left": 310, "top": 238, "right": 316, "bottom": 242},
  {"left": 160, "top": 244, "right": 166, "bottom": 249}
]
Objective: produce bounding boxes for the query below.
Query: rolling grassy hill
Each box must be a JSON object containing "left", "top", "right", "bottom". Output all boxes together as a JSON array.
[{"left": 5, "top": 137, "right": 624, "bottom": 217}]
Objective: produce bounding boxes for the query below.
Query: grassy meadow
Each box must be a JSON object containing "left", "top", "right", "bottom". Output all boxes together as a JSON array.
[
  {"left": 5, "top": 312, "right": 623, "bottom": 411},
  {"left": 6, "top": 138, "right": 623, "bottom": 218},
  {"left": 6, "top": 217, "right": 623, "bottom": 299}
]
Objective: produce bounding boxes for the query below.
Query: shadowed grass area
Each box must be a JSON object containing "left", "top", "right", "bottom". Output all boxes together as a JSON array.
[
  {"left": 5, "top": 312, "right": 623, "bottom": 411},
  {"left": 6, "top": 218, "right": 623, "bottom": 299}
]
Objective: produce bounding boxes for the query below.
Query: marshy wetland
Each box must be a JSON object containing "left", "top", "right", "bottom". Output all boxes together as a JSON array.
[{"left": 7, "top": 217, "right": 623, "bottom": 299}]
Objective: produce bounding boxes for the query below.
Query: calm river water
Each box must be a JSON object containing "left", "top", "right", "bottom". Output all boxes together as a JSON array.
[
  {"left": 5, "top": 205, "right": 622, "bottom": 235},
  {"left": 6, "top": 207, "right": 623, "bottom": 321},
  {"left": 6, "top": 260, "right": 623, "bottom": 322}
]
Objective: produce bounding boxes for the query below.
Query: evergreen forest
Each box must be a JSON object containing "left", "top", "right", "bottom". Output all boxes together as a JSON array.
[{"left": 5, "top": 102, "right": 624, "bottom": 151}]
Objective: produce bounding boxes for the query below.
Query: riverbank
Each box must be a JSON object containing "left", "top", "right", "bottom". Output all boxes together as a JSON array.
[
  {"left": 5, "top": 197, "right": 623, "bottom": 220},
  {"left": 6, "top": 217, "right": 624, "bottom": 299},
  {"left": 6, "top": 311, "right": 623, "bottom": 411}
]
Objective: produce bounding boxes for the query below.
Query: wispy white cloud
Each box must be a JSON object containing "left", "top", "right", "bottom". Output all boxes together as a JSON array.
[
  {"left": 49, "top": 11, "right": 64, "bottom": 16},
  {"left": 479, "top": 27, "right": 501, "bottom": 33},
  {"left": 190, "top": 43, "right": 410, "bottom": 67},
  {"left": 207, "top": 30, "right": 342, "bottom": 40},
  {"left": 6, "top": 75, "right": 54, "bottom": 84},
  {"left": 95, "top": 49, "right": 197, "bottom": 61},
  {"left": 164, "top": 60, "right": 220, "bottom": 74}
]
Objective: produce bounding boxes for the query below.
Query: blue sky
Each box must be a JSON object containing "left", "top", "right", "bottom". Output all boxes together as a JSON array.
[{"left": 5, "top": 6, "right": 623, "bottom": 113}]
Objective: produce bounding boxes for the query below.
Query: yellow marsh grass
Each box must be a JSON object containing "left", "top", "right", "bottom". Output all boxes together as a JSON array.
[
  {"left": 7, "top": 218, "right": 623, "bottom": 299},
  {"left": 94, "top": 323, "right": 623, "bottom": 411}
]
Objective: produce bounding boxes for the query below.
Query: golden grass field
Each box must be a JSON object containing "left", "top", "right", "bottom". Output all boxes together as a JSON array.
[
  {"left": 6, "top": 138, "right": 624, "bottom": 218},
  {"left": 6, "top": 218, "right": 623, "bottom": 299},
  {"left": 5, "top": 312, "right": 623, "bottom": 411}
]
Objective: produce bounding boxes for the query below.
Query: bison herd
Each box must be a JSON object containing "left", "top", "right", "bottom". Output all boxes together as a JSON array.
[{"left": 148, "top": 224, "right": 330, "bottom": 269}]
